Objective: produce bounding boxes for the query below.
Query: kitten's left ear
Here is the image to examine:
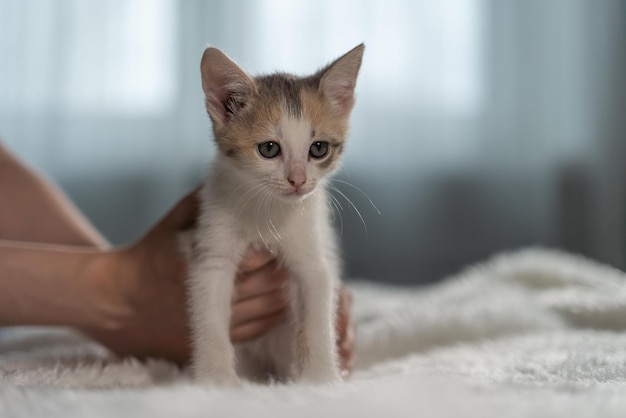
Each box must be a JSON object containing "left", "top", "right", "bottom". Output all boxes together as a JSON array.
[{"left": 319, "top": 44, "right": 365, "bottom": 117}]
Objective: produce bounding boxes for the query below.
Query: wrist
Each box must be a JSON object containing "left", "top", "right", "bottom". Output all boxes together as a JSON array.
[
  {"left": 0, "top": 242, "right": 112, "bottom": 329},
  {"left": 77, "top": 247, "right": 133, "bottom": 334}
]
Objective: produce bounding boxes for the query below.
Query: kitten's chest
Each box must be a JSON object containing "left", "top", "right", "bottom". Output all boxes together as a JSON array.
[
  {"left": 225, "top": 188, "right": 327, "bottom": 252},
  {"left": 234, "top": 201, "right": 313, "bottom": 250},
  {"left": 203, "top": 174, "right": 329, "bottom": 253}
]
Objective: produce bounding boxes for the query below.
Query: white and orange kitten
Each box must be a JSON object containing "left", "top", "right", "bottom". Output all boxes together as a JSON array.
[{"left": 188, "top": 44, "right": 364, "bottom": 385}]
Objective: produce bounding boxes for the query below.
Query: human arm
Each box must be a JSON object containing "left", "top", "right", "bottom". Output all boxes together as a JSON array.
[
  {"left": 0, "top": 240, "right": 112, "bottom": 329},
  {"left": 0, "top": 192, "right": 292, "bottom": 363},
  {"left": 0, "top": 142, "right": 109, "bottom": 248}
]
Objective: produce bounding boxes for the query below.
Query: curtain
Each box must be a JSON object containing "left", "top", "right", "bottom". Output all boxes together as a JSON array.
[{"left": 0, "top": 0, "right": 623, "bottom": 283}]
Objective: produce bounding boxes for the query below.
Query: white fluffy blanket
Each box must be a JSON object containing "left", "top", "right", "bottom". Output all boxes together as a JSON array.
[{"left": 3, "top": 248, "right": 626, "bottom": 417}]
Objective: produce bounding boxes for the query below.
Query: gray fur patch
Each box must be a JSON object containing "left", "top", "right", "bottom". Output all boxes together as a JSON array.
[{"left": 255, "top": 74, "right": 312, "bottom": 117}]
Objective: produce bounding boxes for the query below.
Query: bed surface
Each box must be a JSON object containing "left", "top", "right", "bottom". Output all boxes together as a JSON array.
[{"left": 2, "top": 248, "right": 626, "bottom": 417}]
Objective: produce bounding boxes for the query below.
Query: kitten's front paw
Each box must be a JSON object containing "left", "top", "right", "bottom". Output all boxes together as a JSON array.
[
  {"left": 193, "top": 363, "right": 241, "bottom": 387},
  {"left": 300, "top": 364, "right": 341, "bottom": 385}
]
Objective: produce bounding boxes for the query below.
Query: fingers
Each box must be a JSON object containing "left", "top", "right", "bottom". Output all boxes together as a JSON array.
[
  {"left": 339, "top": 322, "right": 356, "bottom": 377},
  {"left": 230, "top": 261, "right": 289, "bottom": 342},
  {"left": 231, "top": 286, "right": 289, "bottom": 328},
  {"left": 233, "top": 248, "right": 358, "bottom": 376},
  {"left": 231, "top": 278, "right": 357, "bottom": 375},
  {"left": 234, "top": 262, "right": 288, "bottom": 302},
  {"left": 336, "top": 287, "right": 356, "bottom": 376},
  {"left": 335, "top": 287, "right": 353, "bottom": 335},
  {"left": 237, "top": 247, "right": 276, "bottom": 274},
  {"left": 230, "top": 311, "right": 284, "bottom": 343}
]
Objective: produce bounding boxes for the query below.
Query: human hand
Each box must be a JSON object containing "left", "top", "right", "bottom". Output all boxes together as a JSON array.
[
  {"left": 234, "top": 254, "right": 357, "bottom": 377},
  {"left": 84, "top": 191, "right": 289, "bottom": 365}
]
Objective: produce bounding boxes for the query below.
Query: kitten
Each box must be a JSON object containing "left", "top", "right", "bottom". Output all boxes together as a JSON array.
[{"left": 188, "top": 44, "right": 364, "bottom": 386}]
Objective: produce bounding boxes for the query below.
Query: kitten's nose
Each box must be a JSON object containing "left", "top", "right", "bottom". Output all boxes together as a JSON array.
[{"left": 288, "top": 174, "right": 307, "bottom": 189}]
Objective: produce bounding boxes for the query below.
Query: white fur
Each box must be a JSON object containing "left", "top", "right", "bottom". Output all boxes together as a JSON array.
[
  {"left": 279, "top": 115, "right": 314, "bottom": 189},
  {"left": 188, "top": 116, "right": 341, "bottom": 386},
  {"left": 5, "top": 249, "right": 626, "bottom": 418}
]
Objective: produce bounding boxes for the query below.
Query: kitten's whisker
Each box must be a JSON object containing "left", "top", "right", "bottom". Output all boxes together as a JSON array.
[
  {"left": 263, "top": 188, "right": 282, "bottom": 244},
  {"left": 327, "top": 199, "right": 336, "bottom": 219},
  {"left": 269, "top": 200, "right": 283, "bottom": 243},
  {"left": 327, "top": 193, "right": 344, "bottom": 237},
  {"left": 330, "top": 179, "right": 381, "bottom": 215},
  {"left": 235, "top": 182, "right": 266, "bottom": 220},
  {"left": 229, "top": 178, "right": 264, "bottom": 205},
  {"left": 329, "top": 184, "right": 368, "bottom": 238},
  {"left": 234, "top": 181, "right": 265, "bottom": 210},
  {"left": 329, "top": 191, "right": 344, "bottom": 211},
  {"left": 254, "top": 186, "right": 271, "bottom": 250},
  {"left": 261, "top": 187, "right": 275, "bottom": 244}
]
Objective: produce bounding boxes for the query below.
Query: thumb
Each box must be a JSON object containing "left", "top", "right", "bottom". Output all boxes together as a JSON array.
[{"left": 162, "top": 187, "right": 201, "bottom": 231}]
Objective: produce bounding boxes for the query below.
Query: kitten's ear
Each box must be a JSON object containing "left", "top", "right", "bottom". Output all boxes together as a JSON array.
[
  {"left": 200, "top": 47, "right": 256, "bottom": 128},
  {"left": 319, "top": 44, "right": 365, "bottom": 117}
]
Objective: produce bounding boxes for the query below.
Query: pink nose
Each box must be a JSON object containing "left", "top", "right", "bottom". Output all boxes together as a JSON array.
[{"left": 288, "top": 174, "right": 306, "bottom": 189}]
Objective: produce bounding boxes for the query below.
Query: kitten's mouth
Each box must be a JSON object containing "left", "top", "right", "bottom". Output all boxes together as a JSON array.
[
  {"left": 285, "top": 189, "right": 308, "bottom": 197},
  {"left": 275, "top": 181, "right": 316, "bottom": 201},
  {"left": 282, "top": 187, "right": 313, "bottom": 199}
]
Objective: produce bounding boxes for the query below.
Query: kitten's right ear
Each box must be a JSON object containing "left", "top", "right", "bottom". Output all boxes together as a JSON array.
[
  {"left": 200, "top": 47, "right": 256, "bottom": 128},
  {"left": 319, "top": 44, "right": 365, "bottom": 118}
]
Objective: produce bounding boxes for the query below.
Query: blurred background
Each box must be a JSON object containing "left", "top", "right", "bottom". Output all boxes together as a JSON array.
[{"left": 0, "top": 0, "right": 624, "bottom": 284}]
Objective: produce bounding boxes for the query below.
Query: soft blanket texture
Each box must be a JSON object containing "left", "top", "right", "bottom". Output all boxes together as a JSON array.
[{"left": 2, "top": 248, "right": 626, "bottom": 417}]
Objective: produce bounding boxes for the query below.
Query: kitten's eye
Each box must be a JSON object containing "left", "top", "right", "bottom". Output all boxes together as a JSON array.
[
  {"left": 309, "top": 141, "right": 329, "bottom": 159},
  {"left": 258, "top": 141, "right": 281, "bottom": 158}
]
